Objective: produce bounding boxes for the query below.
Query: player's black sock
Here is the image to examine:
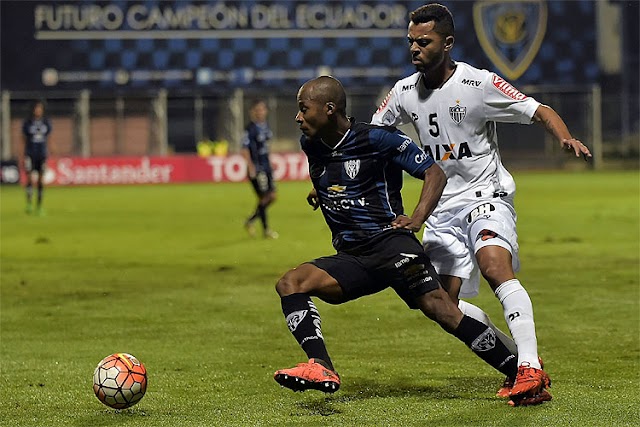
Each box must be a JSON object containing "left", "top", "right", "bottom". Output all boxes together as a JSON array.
[
  {"left": 257, "top": 204, "right": 268, "bottom": 230},
  {"left": 454, "top": 315, "right": 518, "bottom": 378},
  {"left": 280, "top": 293, "right": 334, "bottom": 370},
  {"left": 26, "top": 184, "right": 33, "bottom": 204},
  {"left": 247, "top": 209, "right": 259, "bottom": 223},
  {"left": 37, "top": 182, "right": 43, "bottom": 207}
]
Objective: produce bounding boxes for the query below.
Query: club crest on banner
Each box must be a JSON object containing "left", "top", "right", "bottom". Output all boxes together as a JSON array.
[
  {"left": 473, "top": 0, "right": 547, "bottom": 80},
  {"left": 344, "top": 159, "right": 360, "bottom": 179}
]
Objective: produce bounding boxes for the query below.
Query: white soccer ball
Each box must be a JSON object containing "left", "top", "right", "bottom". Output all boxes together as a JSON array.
[{"left": 93, "top": 353, "right": 147, "bottom": 409}]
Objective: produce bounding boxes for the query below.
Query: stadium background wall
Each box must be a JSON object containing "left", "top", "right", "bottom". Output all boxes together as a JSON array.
[
  {"left": 1, "top": 0, "right": 638, "bottom": 182},
  {"left": 16, "top": 153, "right": 310, "bottom": 186}
]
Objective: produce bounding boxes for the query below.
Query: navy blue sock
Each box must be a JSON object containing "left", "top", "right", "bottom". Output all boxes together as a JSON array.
[
  {"left": 37, "top": 182, "right": 43, "bottom": 207},
  {"left": 280, "top": 293, "right": 333, "bottom": 370},
  {"left": 26, "top": 184, "right": 33, "bottom": 204},
  {"left": 454, "top": 315, "right": 518, "bottom": 378}
]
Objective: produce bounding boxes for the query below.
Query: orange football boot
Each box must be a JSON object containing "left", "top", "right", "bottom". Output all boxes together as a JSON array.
[
  {"left": 497, "top": 357, "right": 544, "bottom": 398},
  {"left": 274, "top": 358, "right": 340, "bottom": 393},
  {"left": 508, "top": 362, "right": 552, "bottom": 407}
]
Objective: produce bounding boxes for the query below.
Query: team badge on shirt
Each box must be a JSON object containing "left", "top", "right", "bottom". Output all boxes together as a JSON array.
[
  {"left": 344, "top": 160, "right": 360, "bottom": 179},
  {"left": 382, "top": 110, "right": 396, "bottom": 125},
  {"left": 449, "top": 101, "right": 466, "bottom": 124}
]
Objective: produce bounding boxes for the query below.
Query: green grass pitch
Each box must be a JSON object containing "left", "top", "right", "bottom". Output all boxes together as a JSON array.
[{"left": 1, "top": 170, "right": 638, "bottom": 427}]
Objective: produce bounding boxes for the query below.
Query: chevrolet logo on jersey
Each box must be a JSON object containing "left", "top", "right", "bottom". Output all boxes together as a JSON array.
[
  {"left": 473, "top": 0, "right": 547, "bottom": 80},
  {"left": 328, "top": 185, "right": 347, "bottom": 194}
]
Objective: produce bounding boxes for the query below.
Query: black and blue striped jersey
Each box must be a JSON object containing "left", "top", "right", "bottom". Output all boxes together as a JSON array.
[
  {"left": 242, "top": 121, "right": 273, "bottom": 173},
  {"left": 22, "top": 117, "right": 52, "bottom": 158},
  {"left": 301, "top": 121, "right": 435, "bottom": 250}
]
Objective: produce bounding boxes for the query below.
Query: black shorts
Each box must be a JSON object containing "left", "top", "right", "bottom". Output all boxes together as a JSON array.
[
  {"left": 250, "top": 171, "right": 275, "bottom": 196},
  {"left": 25, "top": 155, "right": 46, "bottom": 173},
  {"left": 310, "top": 230, "right": 442, "bottom": 309}
]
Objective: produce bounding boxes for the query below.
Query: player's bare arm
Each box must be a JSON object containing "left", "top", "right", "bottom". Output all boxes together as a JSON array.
[
  {"left": 533, "top": 104, "right": 592, "bottom": 160},
  {"left": 48, "top": 134, "right": 54, "bottom": 157},
  {"left": 20, "top": 136, "right": 28, "bottom": 171},
  {"left": 392, "top": 163, "right": 446, "bottom": 232},
  {"left": 241, "top": 147, "right": 256, "bottom": 178}
]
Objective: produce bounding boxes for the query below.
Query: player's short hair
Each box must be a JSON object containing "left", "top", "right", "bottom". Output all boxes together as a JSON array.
[
  {"left": 249, "top": 98, "right": 267, "bottom": 110},
  {"left": 410, "top": 3, "right": 455, "bottom": 38},
  {"left": 29, "top": 99, "right": 47, "bottom": 116},
  {"left": 303, "top": 76, "right": 347, "bottom": 114}
]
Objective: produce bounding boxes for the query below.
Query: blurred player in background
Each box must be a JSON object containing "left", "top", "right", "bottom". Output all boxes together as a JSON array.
[
  {"left": 372, "top": 3, "right": 591, "bottom": 406},
  {"left": 21, "top": 99, "right": 52, "bottom": 215},
  {"left": 274, "top": 76, "right": 519, "bottom": 394},
  {"left": 242, "top": 99, "right": 278, "bottom": 239}
]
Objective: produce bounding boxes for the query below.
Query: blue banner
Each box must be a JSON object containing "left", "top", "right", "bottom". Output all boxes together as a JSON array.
[{"left": 0, "top": 1, "right": 598, "bottom": 92}]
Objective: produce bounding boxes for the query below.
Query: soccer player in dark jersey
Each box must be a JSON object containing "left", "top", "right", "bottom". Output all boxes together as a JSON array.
[
  {"left": 21, "top": 99, "right": 52, "bottom": 215},
  {"left": 273, "top": 76, "right": 519, "bottom": 394},
  {"left": 241, "top": 99, "right": 278, "bottom": 239}
]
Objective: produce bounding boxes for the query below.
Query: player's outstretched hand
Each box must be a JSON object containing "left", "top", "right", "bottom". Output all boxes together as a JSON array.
[
  {"left": 307, "top": 188, "right": 320, "bottom": 210},
  {"left": 391, "top": 215, "right": 422, "bottom": 232},
  {"left": 562, "top": 138, "right": 592, "bottom": 161}
]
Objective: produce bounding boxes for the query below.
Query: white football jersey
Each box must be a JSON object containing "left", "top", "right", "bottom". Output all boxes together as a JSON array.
[{"left": 372, "top": 62, "right": 541, "bottom": 214}]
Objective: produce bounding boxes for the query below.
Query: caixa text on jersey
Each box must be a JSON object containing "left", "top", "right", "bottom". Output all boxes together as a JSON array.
[{"left": 423, "top": 142, "right": 472, "bottom": 161}]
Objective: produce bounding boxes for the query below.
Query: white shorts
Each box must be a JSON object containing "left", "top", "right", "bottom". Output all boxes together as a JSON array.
[{"left": 422, "top": 199, "right": 520, "bottom": 298}]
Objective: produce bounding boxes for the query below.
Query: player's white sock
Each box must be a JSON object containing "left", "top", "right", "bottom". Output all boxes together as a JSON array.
[
  {"left": 458, "top": 300, "right": 517, "bottom": 355},
  {"left": 495, "top": 279, "right": 541, "bottom": 369}
]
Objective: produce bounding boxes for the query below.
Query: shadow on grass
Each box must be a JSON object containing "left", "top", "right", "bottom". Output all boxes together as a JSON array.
[
  {"left": 292, "top": 375, "right": 500, "bottom": 416},
  {"left": 345, "top": 375, "right": 498, "bottom": 400},
  {"left": 75, "top": 407, "right": 151, "bottom": 426}
]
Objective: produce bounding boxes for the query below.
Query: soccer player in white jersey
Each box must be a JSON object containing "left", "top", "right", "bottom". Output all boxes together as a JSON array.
[{"left": 371, "top": 3, "right": 591, "bottom": 406}]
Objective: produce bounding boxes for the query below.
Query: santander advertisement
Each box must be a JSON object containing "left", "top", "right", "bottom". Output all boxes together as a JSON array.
[{"left": 38, "top": 153, "right": 309, "bottom": 186}]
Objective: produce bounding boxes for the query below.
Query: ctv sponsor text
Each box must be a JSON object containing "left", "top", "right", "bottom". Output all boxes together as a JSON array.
[{"left": 37, "top": 153, "right": 309, "bottom": 186}]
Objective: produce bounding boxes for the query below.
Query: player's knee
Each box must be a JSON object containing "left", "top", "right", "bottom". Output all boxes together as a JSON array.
[
  {"left": 479, "top": 257, "right": 497, "bottom": 277},
  {"left": 477, "top": 246, "right": 514, "bottom": 286},
  {"left": 417, "top": 288, "right": 461, "bottom": 332},
  {"left": 479, "top": 260, "right": 513, "bottom": 288},
  {"left": 260, "top": 192, "right": 275, "bottom": 205},
  {"left": 275, "top": 269, "right": 305, "bottom": 297}
]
